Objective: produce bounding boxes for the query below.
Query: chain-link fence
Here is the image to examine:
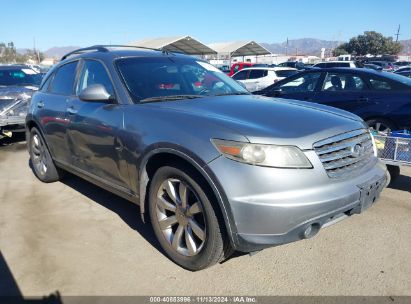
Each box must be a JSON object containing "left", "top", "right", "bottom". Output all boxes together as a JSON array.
[{"left": 373, "top": 135, "right": 411, "bottom": 166}]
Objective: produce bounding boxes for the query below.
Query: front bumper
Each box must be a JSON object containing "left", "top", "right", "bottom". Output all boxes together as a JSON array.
[{"left": 207, "top": 151, "right": 388, "bottom": 252}]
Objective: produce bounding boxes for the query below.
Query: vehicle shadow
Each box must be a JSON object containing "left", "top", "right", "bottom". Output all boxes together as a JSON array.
[
  {"left": 60, "top": 173, "right": 246, "bottom": 266},
  {"left": 0, "top": 251, "right": 62, "bottom": 303},
  {"left": 60, "top": 173, "right": 164, "bottom": 254},
  {"left": 0, "top": 133, "right": 26, "bottom": 147},
  {"left": 388, "top": 173, "right": 411, "bottom": 193}
]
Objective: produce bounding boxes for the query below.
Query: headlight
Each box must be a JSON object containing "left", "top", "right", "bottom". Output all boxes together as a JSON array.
[{"left": 211, "top": 139, "right": 312, "bottom": 168}]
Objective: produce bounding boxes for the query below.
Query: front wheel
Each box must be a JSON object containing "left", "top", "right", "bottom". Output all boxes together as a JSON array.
[{"left": 148, "top": 165, "right": 228, "bottom": 271}]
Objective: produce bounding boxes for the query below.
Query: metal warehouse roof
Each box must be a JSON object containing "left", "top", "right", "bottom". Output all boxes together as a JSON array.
[
  {"left": 128, "top": 36, "right": 217, "bottom": 55},
  {"left": 207, "top": 41, "right": 271, "bottom": 57}
]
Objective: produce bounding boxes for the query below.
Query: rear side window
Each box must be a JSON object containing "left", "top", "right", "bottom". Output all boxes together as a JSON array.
[
  {"left": 76, "top": 60, "right": 114, "bottom": 96},
  {"left": 248, "top": 70, "right": 268, "bottom": 79},
  {"left": 232, "top": 70, "right": 249, "bottom": 80},
  {"left": 40, "top": 74, "right": 54, "bottom": 92},
  {"left": 49, "top": 61, "right": 78, "bottom": 95}
]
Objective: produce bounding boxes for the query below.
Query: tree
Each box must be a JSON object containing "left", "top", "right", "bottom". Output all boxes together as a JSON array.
[
  {"left": 0, "top": 41, "right": 44, "bottom": 64},
  {"left": 335, "top": 31, "right": 403, "bottom": 56},
  {"left": 333, "top": 44, "right": 349, "bottom": 56}
]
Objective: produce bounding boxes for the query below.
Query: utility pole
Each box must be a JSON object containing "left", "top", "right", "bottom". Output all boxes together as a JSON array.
[
  {"left": 33, "top": 37, "right": 41, "bottom": 64},
  {"left": 395, "top": 24, "right": 401, "bottom": 42},
  {"left": 285, "top": 37, "right": 288, "bottom": 56}
]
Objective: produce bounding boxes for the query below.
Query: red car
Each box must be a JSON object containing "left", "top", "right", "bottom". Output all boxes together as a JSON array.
[{"left": 228, "top": 62, "right": 253, "bottom": 76}]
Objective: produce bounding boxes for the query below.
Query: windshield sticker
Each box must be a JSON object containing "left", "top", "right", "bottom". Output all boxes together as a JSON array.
[
  {"left": 196, "top": 61, "right": 223, "bottom": 73},
  {"left": 22, "top": 69, "right": 37, "bottom": 75}
]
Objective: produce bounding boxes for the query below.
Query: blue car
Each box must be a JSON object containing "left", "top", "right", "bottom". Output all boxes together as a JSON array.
[{"left": 257, "top": 68, "right": 411, "bottom": 133}]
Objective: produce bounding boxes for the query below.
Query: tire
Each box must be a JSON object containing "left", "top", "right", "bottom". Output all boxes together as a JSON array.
[
  {"left": 365, "top": 118, "right": 396, "bottom": 134},
  {"left": 29, "top": 127, "right": 63, "bottom": 183},
  {"left": 387, "top": 165, "right": 400, "bottom": 184},
  {"left": 148, "top": 165, "right": 227, "bottom": 271}
]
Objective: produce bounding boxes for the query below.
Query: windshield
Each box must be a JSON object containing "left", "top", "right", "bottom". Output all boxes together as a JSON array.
[
  {"left": 116, "top": 57, "right": 249, "bottom": 102},
  {"left": 0, "top": 68, "right": 42, "bottom": 87}
]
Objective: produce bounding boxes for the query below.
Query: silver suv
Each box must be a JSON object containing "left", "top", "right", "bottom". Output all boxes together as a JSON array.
[{"left": 26, "top": 46, "right": 388, "bottom": 271}]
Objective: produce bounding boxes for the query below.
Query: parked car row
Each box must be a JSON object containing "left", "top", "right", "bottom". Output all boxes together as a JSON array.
[{"left": 227, "top": 59, "right": 411, "bottom": 93}]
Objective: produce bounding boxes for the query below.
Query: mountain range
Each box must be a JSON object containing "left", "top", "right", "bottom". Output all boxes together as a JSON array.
[
  {"left": 40, "top": 38, "right": 411, "bottom": 58},
  {"left": 260, "top": 38, "right": 340, "bottom": 56}
]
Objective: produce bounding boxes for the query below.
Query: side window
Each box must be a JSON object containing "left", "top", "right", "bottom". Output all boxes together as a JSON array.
[
  {"left": 49, "top": 61, "right": 78, "bottom": 95},
  {"left": 322, "top": 73, "right": 365, "bottom": 91},
  {"left": 76, "top": 60, "right": 114, "bottom": 96},
  {"left": 232, "top": 70, "right": 248, "bottom": 81},
  {"left": 40, "top": 73, "right": 54, "bottom": 92},
  {"left": 369, "top": 78, "right": 392, "bottom": 90},
  {"left": 278, "top": 72, "right": 321, "bottom": 93},
  {"left": 248, "top": 70, "right": 267, "bottom": 79}
]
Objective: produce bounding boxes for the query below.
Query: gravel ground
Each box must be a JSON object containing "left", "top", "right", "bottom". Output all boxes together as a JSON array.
[{"left": 0, "top": 138, "right": 410, "bottom": 297}]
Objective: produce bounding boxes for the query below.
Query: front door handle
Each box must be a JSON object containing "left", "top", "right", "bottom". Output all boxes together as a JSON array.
[
  {"left": 37, "top": 101, "right": 44, "bottom": 108},
  {"left": 67, "top": 107, "right": 78, "bottom": 115}
]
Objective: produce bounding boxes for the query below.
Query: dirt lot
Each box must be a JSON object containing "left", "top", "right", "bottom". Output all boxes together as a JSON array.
[{"left": 1, "top": 137, "right": 410, "bottom": 297}]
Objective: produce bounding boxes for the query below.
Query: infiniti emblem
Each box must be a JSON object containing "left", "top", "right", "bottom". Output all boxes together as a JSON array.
[{"left": 350, "top": 144, "right": 363, "bottom": 158}]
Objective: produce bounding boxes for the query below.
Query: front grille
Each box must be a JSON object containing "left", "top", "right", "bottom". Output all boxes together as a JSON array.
[{"left": 314, "top": 129, "right": 375, "bottom": 178}]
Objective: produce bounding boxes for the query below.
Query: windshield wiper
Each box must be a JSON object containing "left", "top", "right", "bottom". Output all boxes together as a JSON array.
[
  {"left": 139, "top": 95, "right": 205, "bottom": 103},
  {"left": 214, "top": 92, "right": 251, "bottom": 96}
]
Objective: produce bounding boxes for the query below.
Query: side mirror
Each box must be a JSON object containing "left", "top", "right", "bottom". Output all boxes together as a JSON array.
[{"left": 79, "top": 84, "right": 114, "bottom": 102}]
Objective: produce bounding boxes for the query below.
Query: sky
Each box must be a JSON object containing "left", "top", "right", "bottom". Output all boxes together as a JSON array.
[{"left": 1, "top": 0, "right": 410, "bottom": 51}]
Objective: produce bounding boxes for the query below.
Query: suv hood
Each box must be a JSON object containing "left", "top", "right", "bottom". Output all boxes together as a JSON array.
[{"left": 147, "top": 95, "right": 366, "bottom": 150}]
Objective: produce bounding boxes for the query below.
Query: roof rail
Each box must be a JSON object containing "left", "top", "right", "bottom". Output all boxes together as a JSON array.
[
  {"left": 61, "top": 46, "right": 110, "bottom": 60},
  {"left": 61, "top": 44, "right": 173, "bottom": 61}
]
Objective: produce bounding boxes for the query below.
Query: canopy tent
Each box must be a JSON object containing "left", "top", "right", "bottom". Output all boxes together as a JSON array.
[
  {"left": 128, "top": 36, "right": 217, "bottom": 56},
  {"left": 207, "top": 41, "right": 271, "bottom": 57}
]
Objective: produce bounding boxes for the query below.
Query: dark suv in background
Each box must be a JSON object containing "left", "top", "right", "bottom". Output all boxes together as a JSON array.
[
  {"left": 26, "top": 46, "right": 387, "bottom": 270},
  {"left": 256, "top": 68, "right": 411, "bottom": 133}
]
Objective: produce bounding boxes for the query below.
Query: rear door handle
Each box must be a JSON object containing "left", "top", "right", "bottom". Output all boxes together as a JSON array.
[
  {"left": 358, "top": 97, "right": 369, "bottom": 102},
  {"left": 37, "top": 101, "right": 44, "bottom": 108},
  {"left": 67, "top": 107, "right": 78, "bottom": 115}
]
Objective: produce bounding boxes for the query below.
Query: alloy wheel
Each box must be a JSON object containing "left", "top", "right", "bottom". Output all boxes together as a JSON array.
[
  {"left": 31, "top": 133, "right": 48, "bottom": 176},
  {"left": 155, "top": 178, "right": 206, "bottom": 256}
]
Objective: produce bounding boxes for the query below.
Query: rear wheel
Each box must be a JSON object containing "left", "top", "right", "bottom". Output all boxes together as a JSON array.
[
  {"left": 148, "top": 165, "right": 228, "bottom": 271},
  {"left": 29, "top": 127, "right": 63, "bottom": 183}
]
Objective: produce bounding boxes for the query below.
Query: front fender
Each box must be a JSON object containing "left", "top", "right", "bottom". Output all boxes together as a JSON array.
[{"left": 136, "top": 144, "right": 238, "bottom": 247}]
